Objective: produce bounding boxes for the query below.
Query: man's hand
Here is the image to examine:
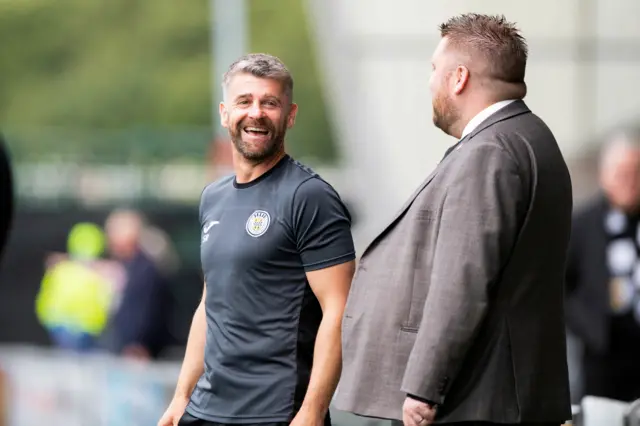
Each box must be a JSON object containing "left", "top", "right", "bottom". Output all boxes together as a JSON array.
[
  {"left": 290, "top": 407, "right": 325, "bottom": 426},
  {"left": 157, "top": 395, "right": 189, "bottom": 426},
  {"left": 403, "top": 396, "right": 436, "bottom": 426}
]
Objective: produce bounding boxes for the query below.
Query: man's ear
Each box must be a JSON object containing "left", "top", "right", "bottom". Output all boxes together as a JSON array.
[
  {"left": 287, "top": 103, "right": 298, "bottom": 129},
  {"left": 219, "top": 102, "right": 229, "bottom": 128},
  {"left": 452, "top": 65, "right": 470, "bottom": 95}
]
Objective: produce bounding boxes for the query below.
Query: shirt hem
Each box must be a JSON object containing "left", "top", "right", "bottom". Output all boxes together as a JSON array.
[
  {"left": 303, "top": 251, "right": 356, "bottom": 272},
  {"left": 185, "top": 405, "right": 291, "bottom": 424}
]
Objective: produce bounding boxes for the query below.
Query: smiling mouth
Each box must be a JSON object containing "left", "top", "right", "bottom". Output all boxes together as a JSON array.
[{"left": 243, "top": 126, "right": 270, "bottom": 137}]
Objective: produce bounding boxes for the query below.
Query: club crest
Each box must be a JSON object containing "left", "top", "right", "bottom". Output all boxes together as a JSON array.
[{"left": 246, "top": 210, "right": 270, "bottom": 237}]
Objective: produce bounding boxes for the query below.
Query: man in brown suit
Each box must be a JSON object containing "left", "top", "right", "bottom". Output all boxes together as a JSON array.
[{"left": 334, "top": 14, "right": 573, "bottom": 426}]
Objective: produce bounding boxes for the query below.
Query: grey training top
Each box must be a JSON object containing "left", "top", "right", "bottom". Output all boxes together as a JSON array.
[{"left": 186, "top": 155, "right": 356, "bottom": 424}]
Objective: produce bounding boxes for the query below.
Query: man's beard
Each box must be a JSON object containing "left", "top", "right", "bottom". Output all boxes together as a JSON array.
[
  {"left": 229, "top": 117, "right": 286, "bottom": 163},
  {"left": 432, "top": 91, "right": 460, "bottom": 137}
]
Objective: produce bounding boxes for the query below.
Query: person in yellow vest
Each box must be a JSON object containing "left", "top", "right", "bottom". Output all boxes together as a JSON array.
[{"left": 35, "top": 222, "right": 114, "bottom": 351}]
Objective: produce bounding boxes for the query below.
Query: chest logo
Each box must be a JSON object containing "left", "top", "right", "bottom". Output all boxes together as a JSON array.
[
  {"left": 246, "top": 210, "right": 271, "bottom": 238},
  {"left": 203, "top": 220, "right": 219, "bottom": 233},
  {"left": 202, "top": 220, "right": 219, "bottom": 243}
]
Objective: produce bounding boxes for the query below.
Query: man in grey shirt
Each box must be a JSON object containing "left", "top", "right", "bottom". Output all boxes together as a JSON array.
[{"left": 158, "top": 54, "right": 356, "bottom": 426}]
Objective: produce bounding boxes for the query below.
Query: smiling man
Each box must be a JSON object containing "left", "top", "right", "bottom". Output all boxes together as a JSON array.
[{"left": 158, "top": 53, "right": 356, "bottom": 426}]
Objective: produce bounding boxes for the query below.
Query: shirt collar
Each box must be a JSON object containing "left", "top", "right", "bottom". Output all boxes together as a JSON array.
[{"left": 460, "top": 99, "right": 516, "bottom": 140}]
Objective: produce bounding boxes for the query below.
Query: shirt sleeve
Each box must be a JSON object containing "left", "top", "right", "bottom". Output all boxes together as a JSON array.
[
  {"left": 199, "top": 183, "right": 212, "bottom": 227},
  {"left": 291, "top": 177, "right": 356, "bottom": 271}
]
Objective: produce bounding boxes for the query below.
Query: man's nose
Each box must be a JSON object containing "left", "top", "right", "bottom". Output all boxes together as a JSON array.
[{"left": 248, "top": 102, "right": 265, "bottom": 119}]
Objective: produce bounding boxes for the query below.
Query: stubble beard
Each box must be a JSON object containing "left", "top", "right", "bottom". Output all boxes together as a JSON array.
[
  {"left": 230, "top": 118, "right": 286, "bottom": 164},
  {"left": 432, "top": 91, "right": 460, "bottom": 137}
]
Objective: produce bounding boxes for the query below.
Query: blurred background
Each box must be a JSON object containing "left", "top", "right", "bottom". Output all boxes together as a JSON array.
[{"left": 1, "top": 0, "right": 640, "bottom": 425}]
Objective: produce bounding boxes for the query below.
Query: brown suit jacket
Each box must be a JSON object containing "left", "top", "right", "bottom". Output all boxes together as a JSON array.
[{"left": 334, "top": 101, "right": 573, "bottom": 424}]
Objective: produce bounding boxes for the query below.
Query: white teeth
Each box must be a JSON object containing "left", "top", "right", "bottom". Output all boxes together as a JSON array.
[{"left": 245, "top": 127, "right": 267, "bottom": 132}]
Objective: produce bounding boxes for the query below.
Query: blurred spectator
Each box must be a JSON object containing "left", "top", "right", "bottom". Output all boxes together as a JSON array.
[
  {"left": 140, "top": 224, "right": 180, "bottom": 277},
  {"left": 0, "top": 134, "right": 13, "bottom": 262},
  {"left": 101, "top": 208, "right": 171, "bottom": 361},
  {"left": 35, "top": 222, "right": 113, "bottom": 351},
  {"left": 566, "top": 127, "right": 640, "bottom": 402}
]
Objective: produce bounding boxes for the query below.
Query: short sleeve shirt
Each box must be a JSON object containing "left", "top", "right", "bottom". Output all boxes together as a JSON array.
[{"left": 186, "top": 155, "right": 356, "bottom": 424}]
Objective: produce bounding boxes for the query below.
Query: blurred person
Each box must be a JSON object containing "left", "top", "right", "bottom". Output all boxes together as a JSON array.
[
  {"left": 565, "top": 128, "right": 640, "bottom": 402},
  {"left": 35, "top": 222, "right": 113, "bottom": 351},
  {"left": 0, "top": 134, "right": 13, "bottom": 262},
  {"left": 101, "top": 208, "right": 171, "bottom": 361},
  {"left": 334, "top": 14, "right": 573, "bottom": 426},
  {"left": 140, "top": 224, "right": 181, "bottom": 276},
  {"left": 158, "top": 53, "right": 355, "bottom": 426}
]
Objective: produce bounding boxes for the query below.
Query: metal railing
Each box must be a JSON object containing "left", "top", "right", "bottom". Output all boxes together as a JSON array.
[
  {"left": 11, "top": 345, "right": 638, "bottom": 425},
  {"left": 0, "top": 345, "right": 385, "bottom": 426}
]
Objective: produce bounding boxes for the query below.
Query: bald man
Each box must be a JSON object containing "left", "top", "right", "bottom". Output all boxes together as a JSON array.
[{"left": 566, "top": 127, "right": 640, "bottom": 402}]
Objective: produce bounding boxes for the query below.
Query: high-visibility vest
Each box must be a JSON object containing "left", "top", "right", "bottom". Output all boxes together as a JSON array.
[{"left": 35, "top": 260, "right": 113, "bottom": 336}]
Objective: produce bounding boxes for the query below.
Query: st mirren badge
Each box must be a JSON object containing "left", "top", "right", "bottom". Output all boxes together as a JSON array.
[{"left": 246, "top": 210, "right": 271, "bottom": 238}]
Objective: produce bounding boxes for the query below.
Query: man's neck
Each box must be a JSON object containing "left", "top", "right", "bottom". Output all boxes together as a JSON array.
[
  {"left": 233, "top": 149, "right": 286, "bottom": 184},
  {"left": 457, "top": 102, "right": 494, "bottom": 135},
  {"left": 446, "top": 102, "right": 490, "bottom": 140},
  {"left": 455, "top": 98, "right": 515, "bottom": 140},
  {"left": 610, "top": 201, "right": 640, "bottom": 218}
]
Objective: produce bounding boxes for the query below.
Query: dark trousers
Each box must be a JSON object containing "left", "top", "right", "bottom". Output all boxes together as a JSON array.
[
  {"left": 178, "top": 411, "right": 287, "bottom": 426},
  {"left": 178, "top": 411, "right": 332, "bottom": 426}
]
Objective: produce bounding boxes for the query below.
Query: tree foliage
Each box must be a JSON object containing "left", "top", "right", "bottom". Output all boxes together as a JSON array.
[{"left": 0, "top": 0, "right": 336, "bottom": 164}]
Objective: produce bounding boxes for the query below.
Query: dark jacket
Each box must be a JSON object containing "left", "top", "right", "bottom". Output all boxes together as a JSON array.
[
  {"left": 565, "top": 195, "right": 613, "bottom": 354},
  {"left": 0, "top": 135, "right": 14, "bottom": 261},
  {"left": 109, "top": 251, "right": 170, "bottom": 358}
]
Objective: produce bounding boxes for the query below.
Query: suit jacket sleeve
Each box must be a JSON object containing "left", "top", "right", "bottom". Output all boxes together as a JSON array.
[{"left": 401, "top": 141, "right": 526, "bottom": 404}]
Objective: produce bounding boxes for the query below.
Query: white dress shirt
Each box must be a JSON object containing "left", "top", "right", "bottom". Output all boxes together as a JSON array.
[{"left": 460, "top": 99, "right": 516, "bottom": 140}]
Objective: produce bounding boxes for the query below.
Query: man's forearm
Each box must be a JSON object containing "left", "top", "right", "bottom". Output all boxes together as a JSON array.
[
  {"left": 300, "top": 312, "right": 343, "bottom": 416},
  {"left": 174, "top": 302, "right": 207, "bottom": 400}
]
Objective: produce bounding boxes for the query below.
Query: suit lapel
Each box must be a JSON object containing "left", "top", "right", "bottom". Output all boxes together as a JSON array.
[
  {"left": 360, "top": 101, "right": 532, "bottom": 259},
  {"left": 467, "top": 100, "right": 531, "bottom": 141},
  {"left": 361, "top": 165, "right": 440, "bottom": 258},
  {"left": 439, "top": 132, "right": 472, "bottom": 163},
  {"left": 363, "top": 130, "right": 478, "bottom": 254},
  {"left": 360, "top": 133, "right": 474, "bottom": 258}
]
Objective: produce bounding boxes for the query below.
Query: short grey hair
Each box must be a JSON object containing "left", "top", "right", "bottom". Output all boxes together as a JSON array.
[
  {"left": 600, "top": 125, "right": 640, "bottom": 169},
  {"left": 222, "top": 53, "right": 294, "bottom": 101}
]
